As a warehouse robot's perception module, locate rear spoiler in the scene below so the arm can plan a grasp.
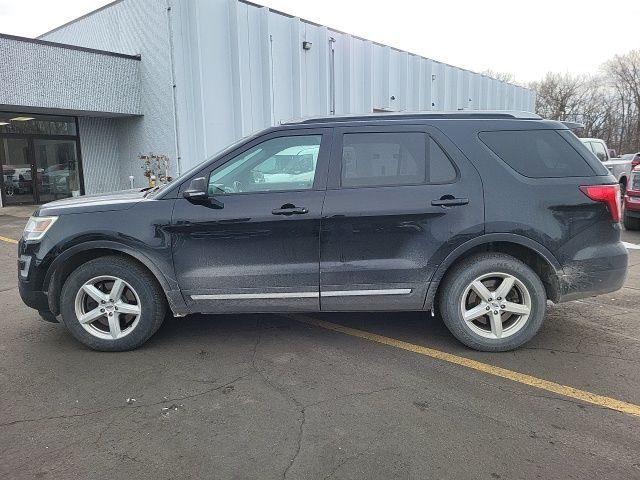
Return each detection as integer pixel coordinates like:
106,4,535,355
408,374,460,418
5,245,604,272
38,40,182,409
561,121,584,130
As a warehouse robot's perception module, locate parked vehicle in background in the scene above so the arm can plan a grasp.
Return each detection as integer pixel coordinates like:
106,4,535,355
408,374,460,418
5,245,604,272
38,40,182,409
580,138,633,195
620,152,640,170
623,165,640,230
18,112,628,353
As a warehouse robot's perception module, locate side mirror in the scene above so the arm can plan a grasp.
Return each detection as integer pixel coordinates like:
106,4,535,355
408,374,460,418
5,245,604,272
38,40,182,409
183,177,224,209
183,177,207,202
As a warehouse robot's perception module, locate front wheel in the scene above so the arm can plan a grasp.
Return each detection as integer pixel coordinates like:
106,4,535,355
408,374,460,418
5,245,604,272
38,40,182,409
438,253,546,352
60,256,166,351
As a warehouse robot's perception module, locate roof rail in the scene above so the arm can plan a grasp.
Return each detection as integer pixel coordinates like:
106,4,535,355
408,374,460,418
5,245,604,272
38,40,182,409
561,121,584,130
282,110,542,125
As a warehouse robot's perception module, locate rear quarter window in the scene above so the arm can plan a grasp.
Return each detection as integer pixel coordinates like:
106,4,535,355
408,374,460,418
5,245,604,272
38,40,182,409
479,130,596,178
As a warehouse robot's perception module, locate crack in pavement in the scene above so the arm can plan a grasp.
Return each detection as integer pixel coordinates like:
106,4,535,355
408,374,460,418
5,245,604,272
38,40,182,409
250,318,403,480
321,425,388,480
563,309,640,343
0,375,247,427
522,345,640,364
249,319,306,480
305,386,404,409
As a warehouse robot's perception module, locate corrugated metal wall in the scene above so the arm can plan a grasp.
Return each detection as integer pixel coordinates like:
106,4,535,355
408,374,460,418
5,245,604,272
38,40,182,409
41,0,536,186
171,0,535,171
77,117,122,194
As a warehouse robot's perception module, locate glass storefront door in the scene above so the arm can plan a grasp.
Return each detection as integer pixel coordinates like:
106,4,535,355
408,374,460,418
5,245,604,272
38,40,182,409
0,113,83,206
33,139,81,203
0,138,35,206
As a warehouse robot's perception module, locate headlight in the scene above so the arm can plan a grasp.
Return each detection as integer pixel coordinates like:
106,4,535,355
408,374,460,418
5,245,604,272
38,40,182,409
23,216,58,241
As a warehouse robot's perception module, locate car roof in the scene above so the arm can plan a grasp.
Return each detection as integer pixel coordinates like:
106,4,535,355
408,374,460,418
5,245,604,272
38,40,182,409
282,110,542,126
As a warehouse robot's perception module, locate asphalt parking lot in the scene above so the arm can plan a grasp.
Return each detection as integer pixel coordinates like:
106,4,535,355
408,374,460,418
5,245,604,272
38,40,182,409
1,206,639,480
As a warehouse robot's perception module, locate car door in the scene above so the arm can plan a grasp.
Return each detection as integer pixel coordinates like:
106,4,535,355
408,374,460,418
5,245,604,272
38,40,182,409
171,128,332,313
320,124,484,311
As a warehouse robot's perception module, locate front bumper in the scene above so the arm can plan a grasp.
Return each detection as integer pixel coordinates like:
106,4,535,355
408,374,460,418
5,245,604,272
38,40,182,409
18,278,49,311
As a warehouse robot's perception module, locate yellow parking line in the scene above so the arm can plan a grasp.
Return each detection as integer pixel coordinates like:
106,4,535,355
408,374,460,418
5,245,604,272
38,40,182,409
289,314,640,418
0,235,18,245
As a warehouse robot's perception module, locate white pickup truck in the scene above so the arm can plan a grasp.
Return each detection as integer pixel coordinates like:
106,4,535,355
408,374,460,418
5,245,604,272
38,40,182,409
580,138,639,195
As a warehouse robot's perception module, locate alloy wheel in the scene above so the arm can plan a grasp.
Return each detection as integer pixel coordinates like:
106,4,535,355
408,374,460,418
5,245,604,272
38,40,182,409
74,275,142,340
459,272,532,339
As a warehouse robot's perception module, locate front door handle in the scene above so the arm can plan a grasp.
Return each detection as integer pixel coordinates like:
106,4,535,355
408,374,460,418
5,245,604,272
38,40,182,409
272,205,309,215
431,197,469,207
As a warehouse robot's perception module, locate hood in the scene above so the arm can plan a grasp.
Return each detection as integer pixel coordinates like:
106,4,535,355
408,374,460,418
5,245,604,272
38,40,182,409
36,189,149,216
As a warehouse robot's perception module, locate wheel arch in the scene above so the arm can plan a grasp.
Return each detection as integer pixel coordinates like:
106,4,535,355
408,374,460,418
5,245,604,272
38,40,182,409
44,241,187,316
424,233,563,310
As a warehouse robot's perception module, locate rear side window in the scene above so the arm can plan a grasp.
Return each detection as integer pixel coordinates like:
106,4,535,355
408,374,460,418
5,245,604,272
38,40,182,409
479,130,595,178
341,132,456,187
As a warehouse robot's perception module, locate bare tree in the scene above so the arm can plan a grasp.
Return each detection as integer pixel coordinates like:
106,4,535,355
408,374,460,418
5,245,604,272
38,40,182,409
529,73,587,121
529,51,640,155
605,50,640,153
481,69,518,84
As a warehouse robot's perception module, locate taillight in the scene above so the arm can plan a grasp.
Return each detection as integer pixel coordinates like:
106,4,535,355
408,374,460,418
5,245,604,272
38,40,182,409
579,184,621,223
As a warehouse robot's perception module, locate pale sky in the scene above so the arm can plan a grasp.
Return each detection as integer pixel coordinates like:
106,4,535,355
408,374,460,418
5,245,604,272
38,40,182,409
0,0,638,83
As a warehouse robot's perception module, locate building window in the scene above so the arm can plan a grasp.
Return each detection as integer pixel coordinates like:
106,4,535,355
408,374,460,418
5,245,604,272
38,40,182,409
0,112,83,206
0,113,77,136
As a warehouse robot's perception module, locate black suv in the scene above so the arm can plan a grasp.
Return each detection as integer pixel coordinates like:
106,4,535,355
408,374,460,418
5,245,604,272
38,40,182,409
18,112,628,352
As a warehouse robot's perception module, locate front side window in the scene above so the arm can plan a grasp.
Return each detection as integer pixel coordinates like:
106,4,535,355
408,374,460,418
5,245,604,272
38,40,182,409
340,132,455,188
207,135,321,194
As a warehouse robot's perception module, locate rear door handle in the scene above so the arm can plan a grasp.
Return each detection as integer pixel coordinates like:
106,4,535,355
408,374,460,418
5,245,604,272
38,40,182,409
431,197,469,207
272,206,309,215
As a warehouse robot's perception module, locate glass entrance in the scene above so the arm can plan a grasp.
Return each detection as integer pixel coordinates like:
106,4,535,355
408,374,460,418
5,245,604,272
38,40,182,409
0,138,34,206
0,113,83,206
33,139,81,203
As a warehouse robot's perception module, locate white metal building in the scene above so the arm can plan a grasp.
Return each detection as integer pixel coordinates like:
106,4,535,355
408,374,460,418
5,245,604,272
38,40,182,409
0,0,535,206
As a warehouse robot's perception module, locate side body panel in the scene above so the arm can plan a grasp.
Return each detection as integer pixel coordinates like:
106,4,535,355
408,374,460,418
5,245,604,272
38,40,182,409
319,123,485,311
443,120,627,302
169,128,333,313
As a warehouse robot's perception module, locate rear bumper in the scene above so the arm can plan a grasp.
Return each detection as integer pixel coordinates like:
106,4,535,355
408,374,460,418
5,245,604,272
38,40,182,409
556,241,628,302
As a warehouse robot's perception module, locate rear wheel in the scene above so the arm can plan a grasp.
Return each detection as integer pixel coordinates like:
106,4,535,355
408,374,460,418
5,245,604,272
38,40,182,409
438,253,546,351
60,256,166,351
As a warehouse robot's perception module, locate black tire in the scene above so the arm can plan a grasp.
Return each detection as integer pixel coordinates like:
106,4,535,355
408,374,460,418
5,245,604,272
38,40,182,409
60,256,166,351
437,253,546,352
623,210,640,231
37,310,59,323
